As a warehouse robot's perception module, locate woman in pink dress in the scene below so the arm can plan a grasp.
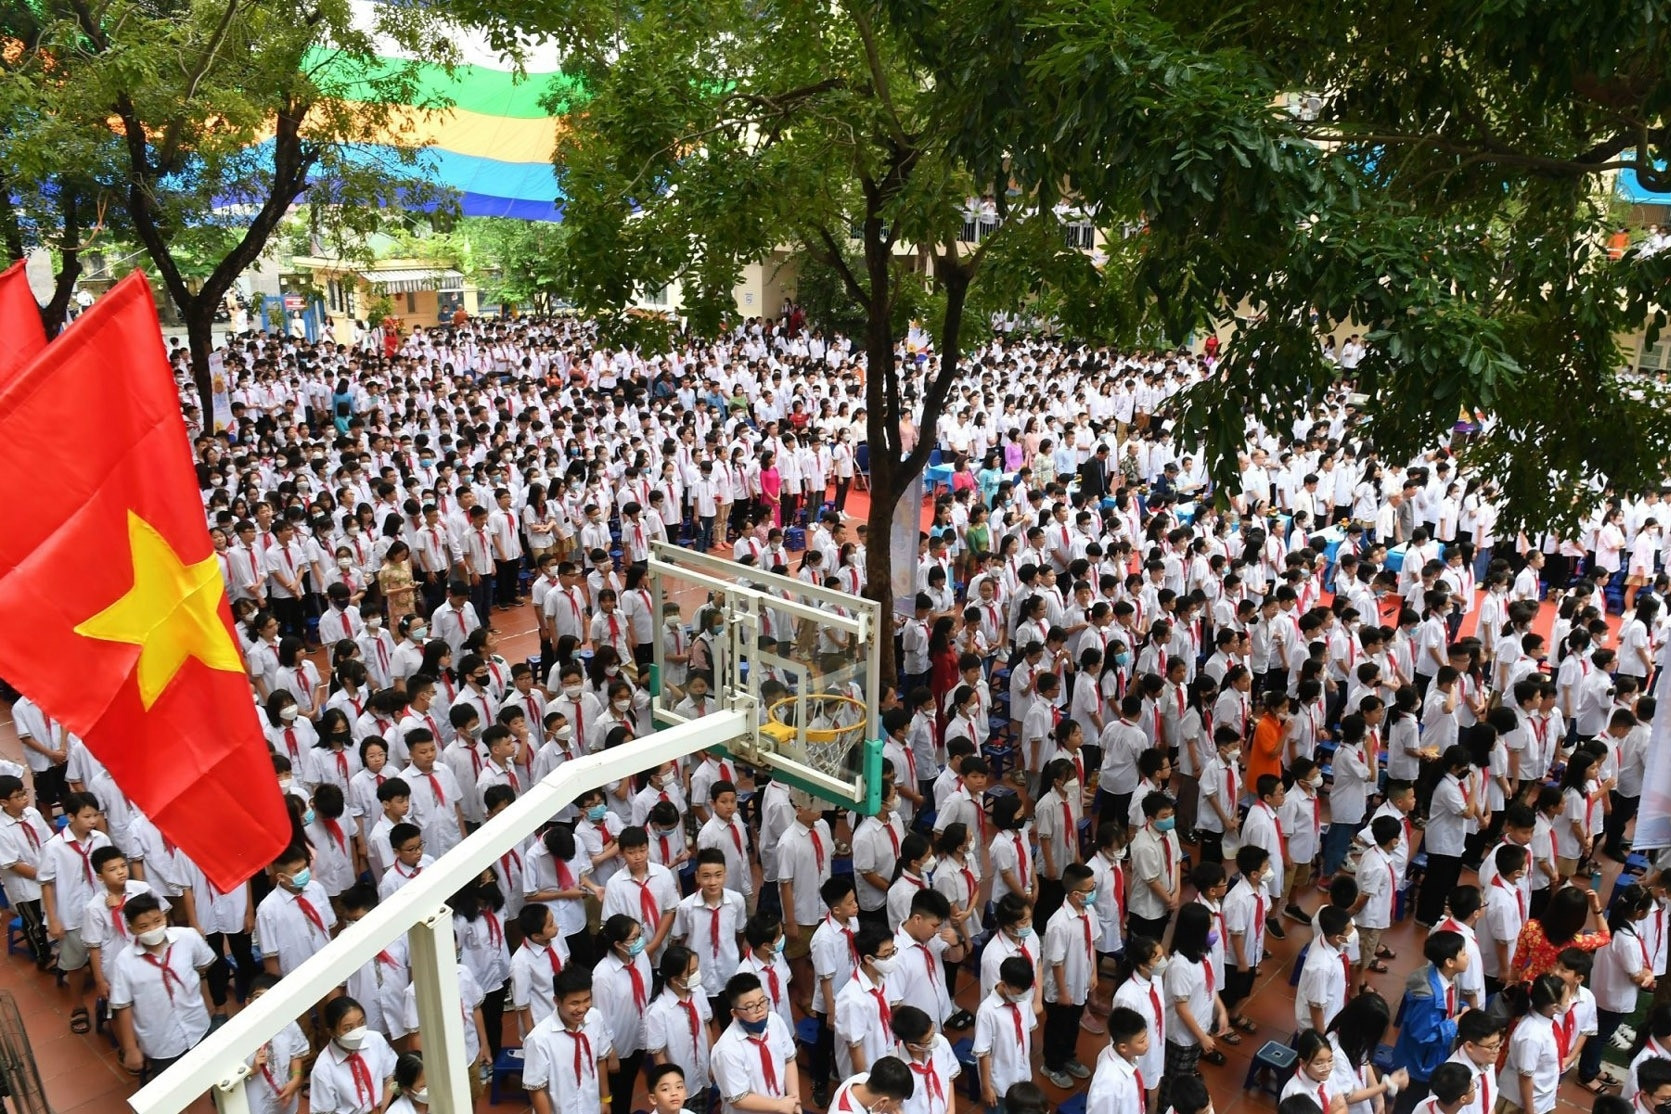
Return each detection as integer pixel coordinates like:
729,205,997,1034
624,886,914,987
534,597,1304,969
758,451,783,527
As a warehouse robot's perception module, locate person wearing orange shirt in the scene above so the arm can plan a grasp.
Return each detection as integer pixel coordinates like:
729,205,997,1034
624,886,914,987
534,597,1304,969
1246,691,1289,795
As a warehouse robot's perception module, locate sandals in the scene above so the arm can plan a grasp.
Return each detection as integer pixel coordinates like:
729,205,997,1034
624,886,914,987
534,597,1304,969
1232,1016,1259,1033
1375,946,1397,961
69,1006,90,1034
1201,1049,1228,1066
1580,1078,1614,1095
1367,960,1390,973
1219,1031,1244,1046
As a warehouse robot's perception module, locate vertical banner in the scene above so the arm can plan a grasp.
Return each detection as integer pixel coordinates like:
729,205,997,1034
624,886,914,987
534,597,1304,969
208,351,233,432
1640,661,1671,850
890,469,923,619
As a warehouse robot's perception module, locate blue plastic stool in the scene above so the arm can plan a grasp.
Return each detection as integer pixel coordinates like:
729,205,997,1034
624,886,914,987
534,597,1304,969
1243,1040,1299,1095
489,1047,524,1104
6,917,25,957
796,1016,821,1049
1289,942,1309,986
953,1037,977,1097
1058,1095,1088,1114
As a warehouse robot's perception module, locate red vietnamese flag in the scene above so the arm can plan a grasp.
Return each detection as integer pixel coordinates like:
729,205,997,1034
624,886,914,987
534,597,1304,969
0,261,46,383
0,271,288,890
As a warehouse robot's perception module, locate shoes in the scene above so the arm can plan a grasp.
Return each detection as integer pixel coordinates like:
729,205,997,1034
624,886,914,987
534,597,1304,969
946,1009,975,1030
1283,904,1310,924
1065,1060,1092,1080
1043,1069,1074,1089
1265,916,1288,940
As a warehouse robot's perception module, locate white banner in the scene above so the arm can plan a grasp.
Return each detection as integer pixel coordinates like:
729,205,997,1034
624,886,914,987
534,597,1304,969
890,469,923,619
1639,654,1671,850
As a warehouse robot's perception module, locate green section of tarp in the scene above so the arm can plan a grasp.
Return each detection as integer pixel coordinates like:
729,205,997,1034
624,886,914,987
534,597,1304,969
303,48,585,118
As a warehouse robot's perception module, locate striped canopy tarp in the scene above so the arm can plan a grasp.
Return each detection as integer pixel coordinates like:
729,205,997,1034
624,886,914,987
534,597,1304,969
308,0,575,221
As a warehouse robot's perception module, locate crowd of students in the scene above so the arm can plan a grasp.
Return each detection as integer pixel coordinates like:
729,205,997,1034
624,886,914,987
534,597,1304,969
3,309,1671,1114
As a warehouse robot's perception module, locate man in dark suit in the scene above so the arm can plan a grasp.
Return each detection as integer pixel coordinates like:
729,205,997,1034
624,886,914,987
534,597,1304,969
1077,443,1113,501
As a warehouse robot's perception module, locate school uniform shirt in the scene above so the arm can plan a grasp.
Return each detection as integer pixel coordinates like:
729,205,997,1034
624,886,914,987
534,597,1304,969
602,864,680,957
377,850,435,901
739,948,794,1033
510,936,571,1029
107,926,214,1060
1443,1051,1495,1114
630,779,687,827
896,1037,959,1114
255,881,337,976
852,813,905,912
1497,1011,1561,1114
1329,742,1373,825
401,962,485,1063
1197,755,1238,834
971,989,1037,1096
674,889,747,997
1281,1069,1336,1113
403,761,464,857
712,1014,795,1114
776,818,834,926
932,784,984,845
1241,801,1287,901
457,909,512,997
1426,773,1471,857
37,826,114,931
1036,787,1082,879
1281,784,1323,867
810,912,860,1014
1086,1046,1146,1114
1043,901,1100,1004
0,807,53,904
834,969,898,1078
1113,972,1166,1081
697,814,754,900
594,950,655,1055
893,926,955,1023
82,880,167,983
1128,824,1180,921
1621,1034,1671,1101
1294,939,1350,1031
1163,955,1213,1047
646,988,713,1095
1356,845,1398,931
1480,877,1528,979
990,826,1035,906
310,1031,398,1114
521,1009,614,1114
306,816,358,897
1593,925,1652,1014
1087,849,1126,955
441,739,489,825
245,1019,310,1114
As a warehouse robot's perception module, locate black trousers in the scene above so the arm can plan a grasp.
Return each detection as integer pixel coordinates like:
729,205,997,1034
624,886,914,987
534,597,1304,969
470,576,495,628
1128,912,1171,946
271,596,305,640
494,559,521,605
608,1048,645,1114
205,930,258,1007
1415,852,1463,925
1604,792,1640,858
811,1011,835,1087
1034,877,1065,930
481,980,506,1061
13,898,50,968
1043,1001,1086,1070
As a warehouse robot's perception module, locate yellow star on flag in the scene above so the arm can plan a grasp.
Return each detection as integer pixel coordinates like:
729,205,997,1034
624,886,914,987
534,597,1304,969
74,510,246,709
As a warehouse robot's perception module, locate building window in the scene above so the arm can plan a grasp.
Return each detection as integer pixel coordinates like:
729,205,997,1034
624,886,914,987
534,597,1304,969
406,291,417,312
1636,335,1671,374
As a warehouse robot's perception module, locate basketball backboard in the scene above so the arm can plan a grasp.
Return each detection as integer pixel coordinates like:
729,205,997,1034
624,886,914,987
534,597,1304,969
646,539,883,812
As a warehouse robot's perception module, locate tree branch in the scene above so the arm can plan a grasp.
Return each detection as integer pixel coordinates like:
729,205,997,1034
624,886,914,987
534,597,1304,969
842,0,910,150
808,223,872,310
155,0,240,171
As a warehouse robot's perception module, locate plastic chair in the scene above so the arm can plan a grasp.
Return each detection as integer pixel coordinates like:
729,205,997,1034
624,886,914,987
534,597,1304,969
855,443,871,491
1244,1040,1299,1095
953,1036,977,1097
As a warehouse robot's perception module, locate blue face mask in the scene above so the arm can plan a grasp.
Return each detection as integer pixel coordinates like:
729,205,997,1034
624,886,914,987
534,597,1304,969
587,804,609,821
1154,817,1176,833
739,1015,770,1035
626,937,647,957
302,808,316,827
288,868,311,890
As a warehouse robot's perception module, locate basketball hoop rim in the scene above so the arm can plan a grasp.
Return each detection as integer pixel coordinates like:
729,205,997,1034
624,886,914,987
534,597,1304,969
765,693,871,742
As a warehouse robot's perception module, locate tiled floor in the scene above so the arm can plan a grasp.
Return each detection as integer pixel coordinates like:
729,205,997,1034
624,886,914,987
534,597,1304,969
0,495,1636,1113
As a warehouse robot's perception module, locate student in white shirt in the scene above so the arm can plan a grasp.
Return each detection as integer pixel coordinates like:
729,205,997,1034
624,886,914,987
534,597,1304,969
1087,1006,1152,1114
310,995,399,1114
1158,902,1229,1112
1497,974,1569,1114
710,972,800,1114
109,893,216,1077
834,925,902,1077
1592,887,1660,1088
973,956,1038,1109
1407,1062,1477,1114
645,946,714,1111
522,967,617,1114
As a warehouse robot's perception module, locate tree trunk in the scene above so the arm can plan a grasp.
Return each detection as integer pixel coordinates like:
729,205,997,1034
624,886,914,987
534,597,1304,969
185,297,218,422
863,451,906,685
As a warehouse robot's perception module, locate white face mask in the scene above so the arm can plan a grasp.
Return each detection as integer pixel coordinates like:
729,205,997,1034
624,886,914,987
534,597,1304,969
920,856,939,875
1064,778,1081,796
337,557,352,569
137,926,169,947
613,698,632,712
336,1026,368,1050
366,616,381,630
279,706,299,722
411,1089,429,1105
871,954,900,977
1149,956,1169,974
563,684,583,699
554,726,573,741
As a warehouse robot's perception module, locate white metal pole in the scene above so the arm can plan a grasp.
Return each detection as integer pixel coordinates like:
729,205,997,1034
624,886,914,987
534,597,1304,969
130,711,750,1114
406,905,470,1113
209,1071,253,1114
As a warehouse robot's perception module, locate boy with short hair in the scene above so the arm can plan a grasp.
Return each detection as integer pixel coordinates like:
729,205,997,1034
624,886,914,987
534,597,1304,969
1390,930,1471,1107
37,791,113,1031
674,848,747,1002
522,967,617,1114
697,781,754,907
109,892,215,1078
1445,1010,1506,1114
0,775,58,967
1087,1006,1151,1114
646,1062,696,1114
83,846,168,1007
1041,862,1099,1086
367,776,412,880
255,844,335,977
974,956,1037,1111
602,826,681,961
